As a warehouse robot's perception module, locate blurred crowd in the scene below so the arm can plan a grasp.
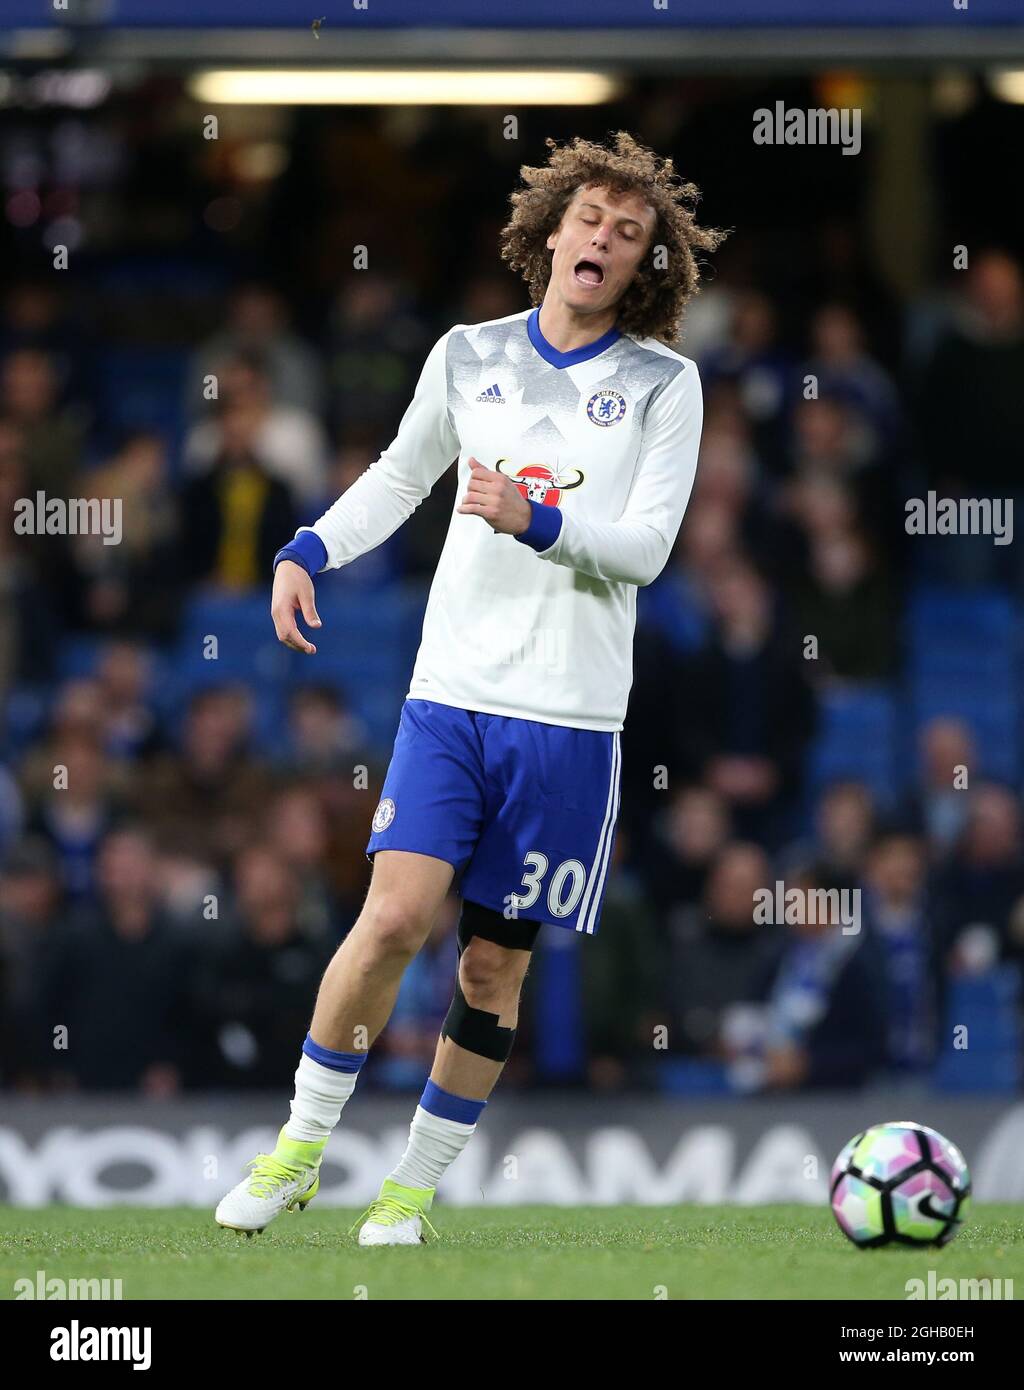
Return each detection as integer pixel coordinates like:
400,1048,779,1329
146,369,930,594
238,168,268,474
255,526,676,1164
2,110,1024,1097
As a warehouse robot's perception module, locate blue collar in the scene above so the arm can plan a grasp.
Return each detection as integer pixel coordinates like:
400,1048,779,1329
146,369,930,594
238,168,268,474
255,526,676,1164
527,307,621,369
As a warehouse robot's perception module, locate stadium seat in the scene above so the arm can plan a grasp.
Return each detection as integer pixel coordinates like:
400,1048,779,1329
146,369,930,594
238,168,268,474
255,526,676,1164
0,684,51,759
164,587,426,755
907,588,1015,649
95,346,189,458
906,587,1021,782
55,634,106,681
657,1058,733,1096
931,967,1023,1093
637,570,709,653
805,684,899,805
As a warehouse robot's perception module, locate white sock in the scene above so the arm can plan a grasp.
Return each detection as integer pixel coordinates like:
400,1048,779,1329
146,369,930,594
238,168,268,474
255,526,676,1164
388,1104,479,1191
284,1052,362,1143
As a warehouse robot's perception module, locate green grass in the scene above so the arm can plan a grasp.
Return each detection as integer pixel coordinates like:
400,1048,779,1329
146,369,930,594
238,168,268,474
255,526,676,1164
1,1205,1021,1300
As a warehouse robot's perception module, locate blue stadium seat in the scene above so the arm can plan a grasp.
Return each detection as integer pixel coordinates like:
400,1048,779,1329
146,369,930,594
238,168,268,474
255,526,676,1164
907,588,1015,649
931,967,1022,1093
906,587,1021,782
805,685,899,804
95,346,189,457
637,570,709,654
164,587,426,756
657,1058,733,1096
55,634,106,681
911,688,1018,781
0,684,51,759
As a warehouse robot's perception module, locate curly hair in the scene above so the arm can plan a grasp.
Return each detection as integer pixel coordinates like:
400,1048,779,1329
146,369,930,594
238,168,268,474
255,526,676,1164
500,131,727,346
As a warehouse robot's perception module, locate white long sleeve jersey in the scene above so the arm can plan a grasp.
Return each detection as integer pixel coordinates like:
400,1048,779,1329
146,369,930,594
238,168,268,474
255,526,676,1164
300,307,703,732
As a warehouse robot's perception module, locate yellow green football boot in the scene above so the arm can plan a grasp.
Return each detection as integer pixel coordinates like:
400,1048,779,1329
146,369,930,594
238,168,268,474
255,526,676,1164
215,1128,324,1235
353,1178,437,1245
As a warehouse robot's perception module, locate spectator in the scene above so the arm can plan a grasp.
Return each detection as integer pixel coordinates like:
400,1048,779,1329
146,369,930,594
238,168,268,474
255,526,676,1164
181,401,298,590
46,828,193,1092
93,640,162,762
788,523,898,680
279,685,368,776
862,832,942,1076
699,291,796,473
23,732,126,902
193,845,332,1089
0,282,89,400
323,273,430,437
71,432,182,639
184,350,328,508
580,833,667,1089
0,347,86,499
0,439,63,694
641,784,733,919
785,780,875,889
786,393,897,547
917,250,1024,496
0,837,64,1089
802,302,904,458
667,842,784,1059
934,783,1024,975
186,283,326,419
137,687,275,867
724,860,888,1091
910,717,975,855
676,560,817,844
262,783,350,944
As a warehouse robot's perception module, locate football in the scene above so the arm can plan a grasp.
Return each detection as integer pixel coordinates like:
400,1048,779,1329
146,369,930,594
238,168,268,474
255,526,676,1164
830,1121,972,1249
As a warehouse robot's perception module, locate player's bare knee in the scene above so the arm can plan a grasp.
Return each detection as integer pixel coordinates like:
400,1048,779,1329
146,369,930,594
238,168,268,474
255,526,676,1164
362,897,430,961
459,938,528,1008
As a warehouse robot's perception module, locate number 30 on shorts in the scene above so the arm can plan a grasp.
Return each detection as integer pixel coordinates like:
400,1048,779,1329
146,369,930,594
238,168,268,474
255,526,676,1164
511,851,587,918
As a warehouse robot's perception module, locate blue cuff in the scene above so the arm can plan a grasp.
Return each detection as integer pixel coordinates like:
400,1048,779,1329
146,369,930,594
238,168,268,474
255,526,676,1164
273,530,328,578
515,501,563,554
302,1032,367,1073
419,1080,486,1126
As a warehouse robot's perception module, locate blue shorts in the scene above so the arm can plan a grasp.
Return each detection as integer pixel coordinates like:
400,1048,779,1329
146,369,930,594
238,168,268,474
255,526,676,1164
366,699,621,935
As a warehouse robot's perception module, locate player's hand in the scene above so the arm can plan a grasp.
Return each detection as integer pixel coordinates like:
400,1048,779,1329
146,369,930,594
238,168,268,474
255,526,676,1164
271,560,321,654
457,457,532,536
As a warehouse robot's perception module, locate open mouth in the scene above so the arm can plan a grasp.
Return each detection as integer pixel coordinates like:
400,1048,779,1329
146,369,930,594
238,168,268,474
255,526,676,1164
573,259,605,288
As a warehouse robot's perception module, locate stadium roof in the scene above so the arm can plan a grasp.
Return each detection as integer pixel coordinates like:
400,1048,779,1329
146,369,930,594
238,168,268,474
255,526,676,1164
3,0,1024,68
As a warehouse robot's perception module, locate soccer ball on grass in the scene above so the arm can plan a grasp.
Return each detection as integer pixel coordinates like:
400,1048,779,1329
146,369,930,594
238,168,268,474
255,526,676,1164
830,1120,971,1249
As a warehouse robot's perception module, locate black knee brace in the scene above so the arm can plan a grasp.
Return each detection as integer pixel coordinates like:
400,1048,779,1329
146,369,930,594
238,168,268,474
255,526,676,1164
442,985,515,1063
441,900,540,1063
455,898,542,956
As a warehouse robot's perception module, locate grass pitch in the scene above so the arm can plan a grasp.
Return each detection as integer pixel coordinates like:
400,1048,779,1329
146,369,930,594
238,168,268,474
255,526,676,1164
1,1205,1021,1300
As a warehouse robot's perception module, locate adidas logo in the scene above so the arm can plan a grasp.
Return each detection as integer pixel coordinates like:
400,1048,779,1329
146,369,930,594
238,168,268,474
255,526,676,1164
475,383,506,403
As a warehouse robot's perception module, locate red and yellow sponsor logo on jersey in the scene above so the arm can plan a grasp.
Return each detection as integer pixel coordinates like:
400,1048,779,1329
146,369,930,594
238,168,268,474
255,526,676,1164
494,459,584,508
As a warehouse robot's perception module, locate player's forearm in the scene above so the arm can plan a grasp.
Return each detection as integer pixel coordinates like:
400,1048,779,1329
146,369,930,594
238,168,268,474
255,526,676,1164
274,467,417,575
518,505,674,587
